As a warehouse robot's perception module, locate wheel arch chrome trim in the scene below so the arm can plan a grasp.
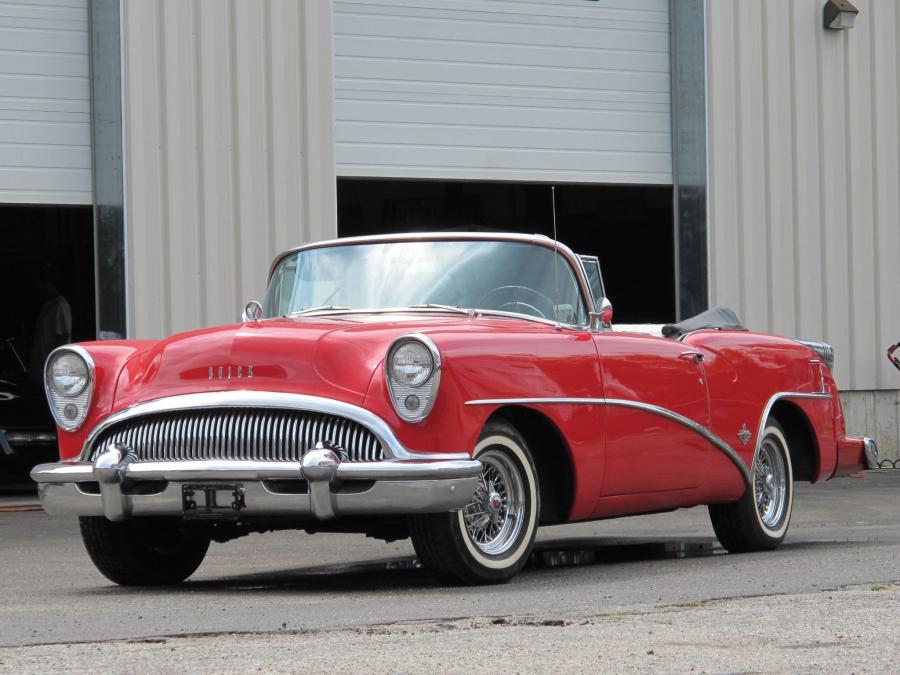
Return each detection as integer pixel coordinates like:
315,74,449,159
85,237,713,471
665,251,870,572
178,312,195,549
752,392,832,472
79,391,470,462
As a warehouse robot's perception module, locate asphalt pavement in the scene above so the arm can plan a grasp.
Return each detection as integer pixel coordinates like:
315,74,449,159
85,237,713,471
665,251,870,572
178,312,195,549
1,472,898,670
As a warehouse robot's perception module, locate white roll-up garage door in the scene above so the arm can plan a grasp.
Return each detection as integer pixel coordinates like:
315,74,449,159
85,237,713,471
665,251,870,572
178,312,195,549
0,0,91,205
334,0,671,185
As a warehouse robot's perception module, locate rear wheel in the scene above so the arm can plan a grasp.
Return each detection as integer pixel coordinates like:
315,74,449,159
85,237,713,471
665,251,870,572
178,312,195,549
409,421,540,585
80,516,210,586
709,419,794,552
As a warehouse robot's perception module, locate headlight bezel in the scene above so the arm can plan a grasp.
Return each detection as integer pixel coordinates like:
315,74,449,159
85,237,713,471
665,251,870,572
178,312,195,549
44,345,94,432
385,334,441,423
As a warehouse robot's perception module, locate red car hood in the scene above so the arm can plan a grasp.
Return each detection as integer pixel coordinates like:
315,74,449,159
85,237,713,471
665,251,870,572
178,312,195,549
112,313,537,409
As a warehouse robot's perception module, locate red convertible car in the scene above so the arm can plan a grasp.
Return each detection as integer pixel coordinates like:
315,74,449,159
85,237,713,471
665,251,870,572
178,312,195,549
32,233,878,585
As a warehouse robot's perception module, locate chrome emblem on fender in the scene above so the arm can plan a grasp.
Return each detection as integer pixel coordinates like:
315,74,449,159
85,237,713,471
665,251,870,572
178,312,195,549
737,424,751,446
208,365,253,380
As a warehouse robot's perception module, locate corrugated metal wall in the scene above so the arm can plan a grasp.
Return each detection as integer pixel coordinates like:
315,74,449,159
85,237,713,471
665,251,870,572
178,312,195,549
333,0,672,184
0,0,91,204
707,0,900,393
121,0,337,339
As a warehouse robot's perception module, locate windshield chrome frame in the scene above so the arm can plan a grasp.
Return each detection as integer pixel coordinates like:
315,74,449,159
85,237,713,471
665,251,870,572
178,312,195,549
267,232,595,330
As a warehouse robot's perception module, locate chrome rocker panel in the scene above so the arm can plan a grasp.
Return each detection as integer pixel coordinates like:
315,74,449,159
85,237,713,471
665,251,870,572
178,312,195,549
32,392,482,522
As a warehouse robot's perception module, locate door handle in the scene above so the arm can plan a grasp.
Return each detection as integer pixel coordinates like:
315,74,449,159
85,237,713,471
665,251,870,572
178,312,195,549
680,351,703,363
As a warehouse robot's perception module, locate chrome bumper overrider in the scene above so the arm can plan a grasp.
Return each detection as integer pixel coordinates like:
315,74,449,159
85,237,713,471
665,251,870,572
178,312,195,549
863,437,879,469
31,443,481,522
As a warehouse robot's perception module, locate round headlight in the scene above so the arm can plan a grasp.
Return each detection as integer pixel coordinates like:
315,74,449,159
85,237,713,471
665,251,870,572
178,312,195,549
389,340,434,387
48,352,89,397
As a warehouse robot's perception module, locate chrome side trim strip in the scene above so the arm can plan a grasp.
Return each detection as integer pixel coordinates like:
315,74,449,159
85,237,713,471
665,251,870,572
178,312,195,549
79,391,471,463
604,398,750,487
466,392,834,488
464,396,752,488
466,398,604,406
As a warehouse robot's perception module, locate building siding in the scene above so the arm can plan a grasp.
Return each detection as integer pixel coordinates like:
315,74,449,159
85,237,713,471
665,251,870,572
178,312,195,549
707,0,900,393
0,0,91,204
707,0,900,459
121,0,337,339
333,0,672,184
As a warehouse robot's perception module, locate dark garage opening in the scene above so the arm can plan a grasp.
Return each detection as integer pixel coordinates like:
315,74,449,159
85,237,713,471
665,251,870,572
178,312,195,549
0,205,95,478
338,179,675,323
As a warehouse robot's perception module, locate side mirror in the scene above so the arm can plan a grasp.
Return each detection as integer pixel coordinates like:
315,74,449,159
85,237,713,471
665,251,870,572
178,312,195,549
589,297,613,332
242,300,263,323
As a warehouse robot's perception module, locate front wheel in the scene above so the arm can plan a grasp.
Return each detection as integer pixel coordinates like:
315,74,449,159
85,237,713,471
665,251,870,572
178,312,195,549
709,419,794,552
409,421,540,585
80,516,210,586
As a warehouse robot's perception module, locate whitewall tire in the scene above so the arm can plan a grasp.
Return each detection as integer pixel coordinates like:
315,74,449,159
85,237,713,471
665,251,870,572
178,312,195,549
709,419,794,552
409,420,540,585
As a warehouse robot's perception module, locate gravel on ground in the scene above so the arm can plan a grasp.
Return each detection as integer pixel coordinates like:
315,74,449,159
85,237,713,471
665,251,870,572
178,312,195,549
2,583,898,674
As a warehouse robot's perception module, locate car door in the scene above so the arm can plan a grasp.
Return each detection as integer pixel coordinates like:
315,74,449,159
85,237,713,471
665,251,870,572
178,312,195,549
592,331,711,496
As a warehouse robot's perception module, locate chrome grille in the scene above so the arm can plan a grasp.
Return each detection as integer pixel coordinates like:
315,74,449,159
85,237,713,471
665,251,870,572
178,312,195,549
89,408,384,463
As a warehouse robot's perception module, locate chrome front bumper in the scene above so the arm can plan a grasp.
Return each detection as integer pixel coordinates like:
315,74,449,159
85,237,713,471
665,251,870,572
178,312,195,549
31,443,481,522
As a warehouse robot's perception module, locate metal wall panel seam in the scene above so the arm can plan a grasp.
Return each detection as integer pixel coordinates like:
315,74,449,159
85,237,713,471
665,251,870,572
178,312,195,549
119,0,130,338
842,27,855,389
760,0,773,332
192,0,208,329
227,0,243,318
155,0,172,338
263,0,276,272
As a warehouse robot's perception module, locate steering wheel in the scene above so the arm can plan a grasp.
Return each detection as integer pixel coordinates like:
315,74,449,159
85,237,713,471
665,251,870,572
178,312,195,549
477,285,557,319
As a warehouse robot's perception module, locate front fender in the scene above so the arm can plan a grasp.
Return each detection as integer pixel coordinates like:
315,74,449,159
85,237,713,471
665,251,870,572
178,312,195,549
54,341,157,460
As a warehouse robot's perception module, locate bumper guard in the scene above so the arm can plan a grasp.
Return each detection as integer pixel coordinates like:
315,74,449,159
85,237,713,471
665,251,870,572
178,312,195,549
32,442,481,522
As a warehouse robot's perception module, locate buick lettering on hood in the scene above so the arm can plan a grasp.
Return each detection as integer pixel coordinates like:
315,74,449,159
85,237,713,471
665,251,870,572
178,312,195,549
32,233,878,586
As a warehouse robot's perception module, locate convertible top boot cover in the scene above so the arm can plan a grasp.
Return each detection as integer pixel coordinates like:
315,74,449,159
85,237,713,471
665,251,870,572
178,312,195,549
662,306,746,339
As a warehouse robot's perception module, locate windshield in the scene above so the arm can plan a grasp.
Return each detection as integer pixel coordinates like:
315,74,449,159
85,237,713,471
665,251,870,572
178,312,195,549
264,240,588,325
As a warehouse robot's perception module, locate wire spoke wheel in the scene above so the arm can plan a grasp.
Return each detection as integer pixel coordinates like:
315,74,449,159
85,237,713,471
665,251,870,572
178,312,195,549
709,419,794,553
754,435,788,530
408,421,539,584
461,448,526,556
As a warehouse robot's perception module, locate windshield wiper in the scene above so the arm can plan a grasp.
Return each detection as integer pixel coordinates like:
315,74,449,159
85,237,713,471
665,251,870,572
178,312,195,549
288,305,351,316
407,304,477,316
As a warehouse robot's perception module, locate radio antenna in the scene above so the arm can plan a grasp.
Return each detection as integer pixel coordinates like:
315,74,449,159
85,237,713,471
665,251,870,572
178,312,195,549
552,185,560,326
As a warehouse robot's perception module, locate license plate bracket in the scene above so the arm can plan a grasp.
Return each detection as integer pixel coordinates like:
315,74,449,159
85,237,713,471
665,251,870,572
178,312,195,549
182,484,245,519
